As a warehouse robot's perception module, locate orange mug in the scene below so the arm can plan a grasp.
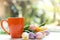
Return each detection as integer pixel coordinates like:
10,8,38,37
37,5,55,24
1,18,24,38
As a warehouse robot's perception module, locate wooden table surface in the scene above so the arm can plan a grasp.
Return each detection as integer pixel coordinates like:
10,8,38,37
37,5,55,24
0,32,60,40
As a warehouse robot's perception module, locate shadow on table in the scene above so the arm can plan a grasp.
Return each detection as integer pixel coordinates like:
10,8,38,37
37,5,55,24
10,38,42,40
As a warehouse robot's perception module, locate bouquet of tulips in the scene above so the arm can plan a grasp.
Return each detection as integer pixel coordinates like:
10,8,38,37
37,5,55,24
22,25,49,40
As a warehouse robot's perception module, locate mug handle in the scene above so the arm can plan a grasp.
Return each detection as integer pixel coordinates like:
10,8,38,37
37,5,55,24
1,20,10,35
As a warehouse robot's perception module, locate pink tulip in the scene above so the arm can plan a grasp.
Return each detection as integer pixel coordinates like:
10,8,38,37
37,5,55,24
29,25,36,31
36,32,43,39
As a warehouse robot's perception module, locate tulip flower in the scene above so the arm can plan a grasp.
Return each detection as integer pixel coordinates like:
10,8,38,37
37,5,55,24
36,32,43,39
22,32,29,40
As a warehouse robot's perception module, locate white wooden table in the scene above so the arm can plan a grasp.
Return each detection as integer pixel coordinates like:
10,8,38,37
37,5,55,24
0,32,60,40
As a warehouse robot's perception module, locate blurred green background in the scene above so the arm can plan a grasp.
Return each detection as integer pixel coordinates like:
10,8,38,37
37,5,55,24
0,0,60,34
